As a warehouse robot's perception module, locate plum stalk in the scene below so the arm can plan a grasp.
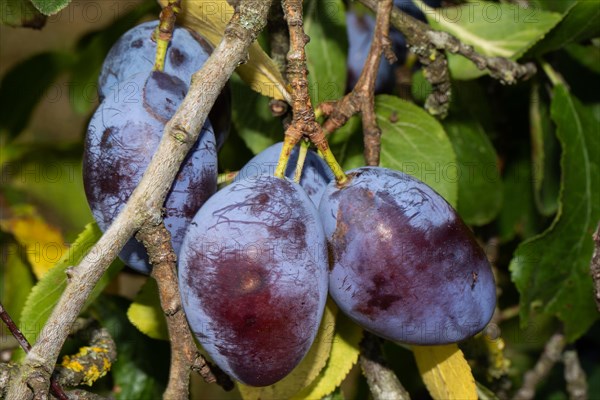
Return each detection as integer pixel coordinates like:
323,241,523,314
153,0,182,71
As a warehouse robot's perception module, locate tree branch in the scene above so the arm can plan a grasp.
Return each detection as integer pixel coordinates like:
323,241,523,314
137,223,233,399
321,0,394,166
8,1,273,398
563,349,588,400
358,0,536,117
513,333,565,400
359,332,410,400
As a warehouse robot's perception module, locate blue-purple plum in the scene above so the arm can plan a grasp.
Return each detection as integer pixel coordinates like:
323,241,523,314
237,142,334,206
346,0,442,93
98,20,230,149
319,167,496,345
83,71,217,273
178,176,328,386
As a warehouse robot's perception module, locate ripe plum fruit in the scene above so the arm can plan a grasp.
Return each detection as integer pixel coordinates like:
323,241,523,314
84,71,217,273
178,175,328,386
237,142,333,206
319,167,496,345
98,20,230,149
346,0,442,93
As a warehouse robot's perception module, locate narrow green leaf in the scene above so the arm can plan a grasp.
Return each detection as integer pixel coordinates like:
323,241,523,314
0,52,74,140
18,223,124,350
304,0,348,105
231,75,282,155
444,117,502,225
565,43,600,75
376,95,458,207
509,85,600,341
422,1,562,80
1,0,46,28
529,82,560,216
527,1,600,57
29,0,71,16
93,295,169,400
0,243,34,322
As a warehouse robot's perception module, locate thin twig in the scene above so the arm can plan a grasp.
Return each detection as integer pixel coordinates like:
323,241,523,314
563,350,588,400
359,332,411,400
277,0,346,184
0,302,68,400
358,0,536,117
590,221,600,311
513,333,565,400
137,223,233,399
8,2,273,398
321,0,394,166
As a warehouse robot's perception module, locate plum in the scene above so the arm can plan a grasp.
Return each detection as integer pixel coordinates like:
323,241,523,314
178,175,328,386
237,142,334,206
319,167,496,345
346,0,442,93
83,71,217,273
98,20,230,149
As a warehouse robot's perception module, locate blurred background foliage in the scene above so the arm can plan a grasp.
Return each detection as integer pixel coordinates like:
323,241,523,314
1,0,599,399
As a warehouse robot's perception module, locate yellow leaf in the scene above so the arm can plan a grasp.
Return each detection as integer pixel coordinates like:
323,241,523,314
159,0,292,102
238,300,338,400
127,277,169,341
293,314,363,400
0,205,68,279
413,344,477,400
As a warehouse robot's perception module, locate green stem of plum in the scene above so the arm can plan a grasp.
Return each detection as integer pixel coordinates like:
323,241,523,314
539,59,566,87
153,0,182,72
293,140,309,183
319,146,348,185
274,134,300,178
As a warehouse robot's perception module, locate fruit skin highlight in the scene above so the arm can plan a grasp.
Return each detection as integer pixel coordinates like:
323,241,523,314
178,175,328,386
319,167,496,345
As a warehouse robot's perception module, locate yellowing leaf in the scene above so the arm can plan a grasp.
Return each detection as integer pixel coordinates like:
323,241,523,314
0,204,68,279
293,314,363,400
127,277,169,341
238,300,338,400
413,344,477,400
160,0,291,102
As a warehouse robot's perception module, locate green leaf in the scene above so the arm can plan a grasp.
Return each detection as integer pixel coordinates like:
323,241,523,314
0,52,74,140
0,243,34,321
127,277,168,341
529,82,560,216
422,1,562,80
93,295,169,400
1,0,46,28
18,223,124,353
565,43,600,75
527,1,600,57
29,0,71,16
376,95,458,207
292,314,362,400
305,0,348,105
444,117,502,225
231,75,283,155
509,85,600,341
497,159,543,242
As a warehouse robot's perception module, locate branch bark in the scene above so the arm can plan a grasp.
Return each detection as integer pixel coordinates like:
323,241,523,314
513,333,565,400
590,221,600,311
8,1,273,398
321,0,395,166
359,332,410,400
563,350,588,400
